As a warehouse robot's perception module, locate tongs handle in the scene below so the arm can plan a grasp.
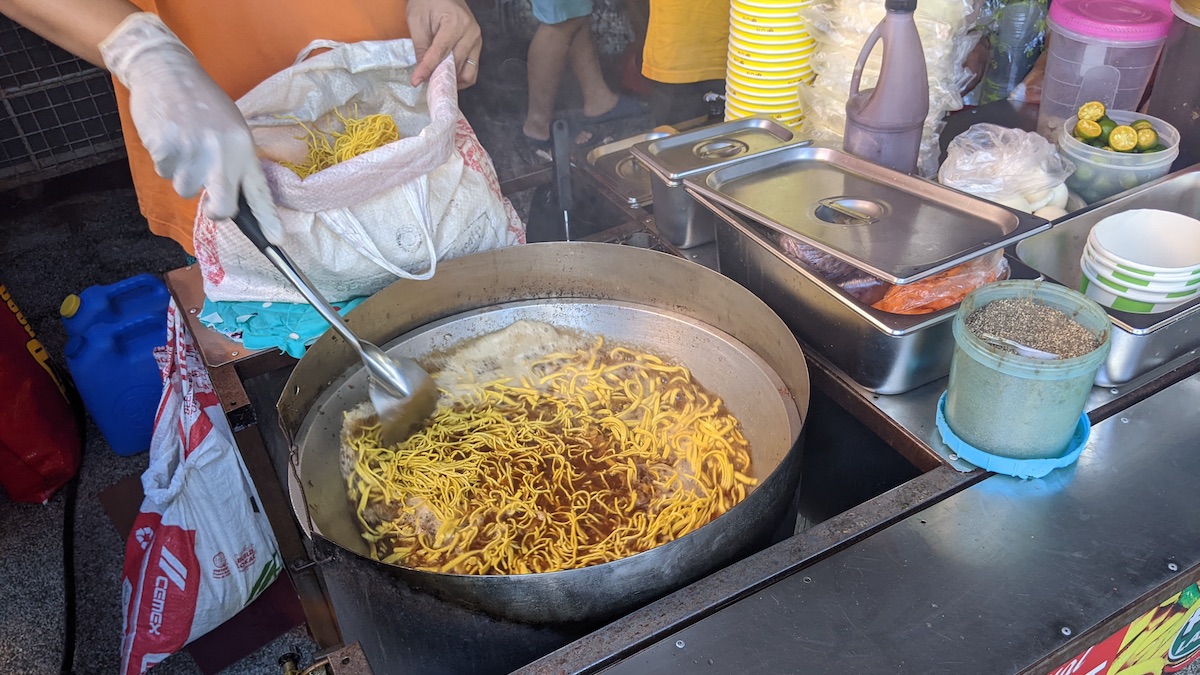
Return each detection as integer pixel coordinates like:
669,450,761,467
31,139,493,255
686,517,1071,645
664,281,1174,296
552,118,573,241
230,193,361,350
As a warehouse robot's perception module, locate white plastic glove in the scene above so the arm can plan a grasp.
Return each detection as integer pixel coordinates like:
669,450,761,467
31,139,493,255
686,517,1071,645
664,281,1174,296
99,12,281,240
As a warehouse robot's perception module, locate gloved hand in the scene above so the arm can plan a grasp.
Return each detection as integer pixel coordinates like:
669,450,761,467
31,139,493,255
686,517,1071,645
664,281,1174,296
99,12,282,240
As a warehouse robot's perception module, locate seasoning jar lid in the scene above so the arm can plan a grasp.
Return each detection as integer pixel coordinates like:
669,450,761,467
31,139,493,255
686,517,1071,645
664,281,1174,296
1173,0,1200,25
1048,0,1174,45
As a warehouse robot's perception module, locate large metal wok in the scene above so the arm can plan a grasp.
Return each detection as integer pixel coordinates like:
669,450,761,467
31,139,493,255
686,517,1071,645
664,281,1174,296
277,242,809,625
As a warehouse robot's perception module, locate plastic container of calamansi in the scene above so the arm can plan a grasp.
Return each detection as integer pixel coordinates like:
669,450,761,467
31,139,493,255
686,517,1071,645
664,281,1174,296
1059,110,1180,204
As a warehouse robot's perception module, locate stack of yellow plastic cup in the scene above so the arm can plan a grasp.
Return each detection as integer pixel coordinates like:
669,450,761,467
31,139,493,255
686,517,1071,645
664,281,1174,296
725,0,815,127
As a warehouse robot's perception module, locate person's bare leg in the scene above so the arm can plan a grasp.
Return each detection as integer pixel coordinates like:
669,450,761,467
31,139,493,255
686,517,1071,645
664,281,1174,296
523,18,585,141
568,19,619,118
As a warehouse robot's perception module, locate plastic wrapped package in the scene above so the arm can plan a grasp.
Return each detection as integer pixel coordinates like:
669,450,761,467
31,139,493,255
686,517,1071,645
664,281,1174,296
797,0,983,176
775,233,1009,314
871,250,1010,314
937,123,1074,214
776,234,891,304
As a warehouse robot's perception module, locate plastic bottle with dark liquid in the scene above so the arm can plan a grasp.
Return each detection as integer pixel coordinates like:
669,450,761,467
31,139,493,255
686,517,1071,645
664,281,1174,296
843,0,930,174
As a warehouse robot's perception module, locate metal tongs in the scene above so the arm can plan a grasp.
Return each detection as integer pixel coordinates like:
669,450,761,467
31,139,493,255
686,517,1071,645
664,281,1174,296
231,195,437,446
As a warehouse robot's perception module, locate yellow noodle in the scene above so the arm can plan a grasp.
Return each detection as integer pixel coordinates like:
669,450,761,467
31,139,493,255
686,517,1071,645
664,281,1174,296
280,107,401,178
345,336,756,575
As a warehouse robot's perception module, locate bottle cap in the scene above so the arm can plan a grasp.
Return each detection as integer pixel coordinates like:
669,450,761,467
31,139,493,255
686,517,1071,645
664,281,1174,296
886,0,918,10
60,294,81,318
1049,0,1173,44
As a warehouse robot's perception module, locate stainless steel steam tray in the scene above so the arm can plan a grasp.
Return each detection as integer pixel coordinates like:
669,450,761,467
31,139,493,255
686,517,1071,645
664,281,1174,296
696,192,1045,395
580,131,671,208
629,116,800,184
1015,167,1200,387
685,145,1051,285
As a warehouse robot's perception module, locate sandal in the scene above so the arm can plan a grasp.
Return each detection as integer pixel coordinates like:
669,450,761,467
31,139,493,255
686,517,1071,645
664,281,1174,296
578,95,648,126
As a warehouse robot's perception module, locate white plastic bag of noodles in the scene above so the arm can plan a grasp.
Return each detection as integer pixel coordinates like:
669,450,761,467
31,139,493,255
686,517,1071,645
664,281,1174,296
119,301,282,674
193,39,525,304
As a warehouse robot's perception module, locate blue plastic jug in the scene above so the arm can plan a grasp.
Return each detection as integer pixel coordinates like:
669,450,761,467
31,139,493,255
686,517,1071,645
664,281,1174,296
60,274,170,456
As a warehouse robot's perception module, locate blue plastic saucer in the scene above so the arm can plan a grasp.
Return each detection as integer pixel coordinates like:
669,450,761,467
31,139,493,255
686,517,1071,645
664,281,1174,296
935,392,1090,480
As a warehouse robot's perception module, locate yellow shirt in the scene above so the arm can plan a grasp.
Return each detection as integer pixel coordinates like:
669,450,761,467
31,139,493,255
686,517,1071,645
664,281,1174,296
642,0,730,85
116,0,411,254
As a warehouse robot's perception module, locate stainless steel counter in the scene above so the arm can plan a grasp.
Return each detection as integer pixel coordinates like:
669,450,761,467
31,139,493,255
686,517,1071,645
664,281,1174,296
593,371,1200,674
517,154,1200,675
805,343,1200,473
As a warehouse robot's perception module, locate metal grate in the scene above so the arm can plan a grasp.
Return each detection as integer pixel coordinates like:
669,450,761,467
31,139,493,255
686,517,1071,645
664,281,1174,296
0,16,126,190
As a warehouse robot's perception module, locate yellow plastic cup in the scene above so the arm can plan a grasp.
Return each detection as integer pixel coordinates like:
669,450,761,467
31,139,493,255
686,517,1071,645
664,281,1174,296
726,69,801,87
725,96,803,114
720,84,796,102
732,1,807,17
727,50,809,68
726,104,803,126
728,35,815,55
729,26,806,44
729,23,813,44
730,16,808,34
731,8,807,24
726,72,804,95
724,97,800,114
735,0,812,10
728,93,801,110
726,73,800,92
728,61,812,82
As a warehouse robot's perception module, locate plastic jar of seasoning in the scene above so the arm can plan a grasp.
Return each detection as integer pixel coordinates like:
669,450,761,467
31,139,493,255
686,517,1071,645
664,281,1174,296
1145,0,1200,171
1035,0,1173,140
944,280,1111,461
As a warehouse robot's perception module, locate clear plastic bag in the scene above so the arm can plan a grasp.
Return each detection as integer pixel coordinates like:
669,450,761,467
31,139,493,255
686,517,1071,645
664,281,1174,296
797,0,983,177
937,123,1073,202
871,250,1010,315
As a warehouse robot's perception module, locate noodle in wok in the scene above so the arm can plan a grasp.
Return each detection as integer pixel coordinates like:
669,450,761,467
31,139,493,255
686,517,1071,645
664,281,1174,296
344,334,755,575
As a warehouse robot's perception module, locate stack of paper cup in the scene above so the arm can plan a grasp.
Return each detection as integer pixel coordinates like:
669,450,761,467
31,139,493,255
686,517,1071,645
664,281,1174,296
725,0,816,127
1078,209,1200,314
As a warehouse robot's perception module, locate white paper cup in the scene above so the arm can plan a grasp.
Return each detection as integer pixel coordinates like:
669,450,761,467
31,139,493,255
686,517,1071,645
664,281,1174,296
1080,270,1183,314
1088,209,1200,276
1083,246,1200,293
1084,240,1200,283
1080,259,1198,314
1080,253,1200,295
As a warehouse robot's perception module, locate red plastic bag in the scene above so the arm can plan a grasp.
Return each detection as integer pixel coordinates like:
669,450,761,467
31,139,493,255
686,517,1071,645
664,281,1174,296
871,250,1010,315
0,284,81,503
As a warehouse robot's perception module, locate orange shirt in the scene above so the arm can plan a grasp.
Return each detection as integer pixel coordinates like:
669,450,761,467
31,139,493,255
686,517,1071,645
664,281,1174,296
115,1,411,254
